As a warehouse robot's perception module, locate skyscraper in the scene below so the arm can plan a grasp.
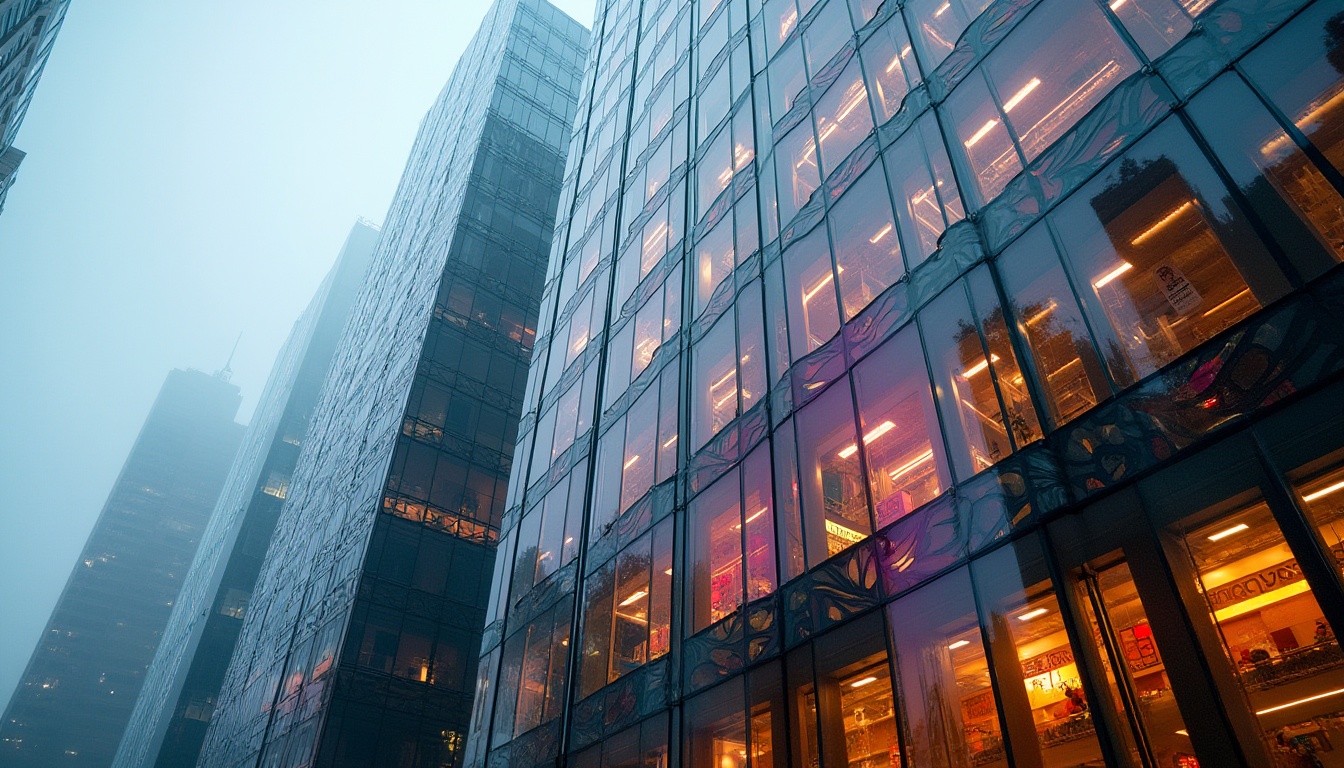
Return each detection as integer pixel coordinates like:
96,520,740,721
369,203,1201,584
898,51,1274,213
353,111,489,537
195,3,589,766
0,0,71,215
467,1,1344,767
112,221,381,768
0,368,245,767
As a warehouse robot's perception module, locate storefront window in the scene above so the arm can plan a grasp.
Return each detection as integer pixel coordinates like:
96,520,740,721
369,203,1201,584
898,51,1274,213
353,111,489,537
783,228,841,355
852,327,951,527
1240,2,1344,177
803,614,902,767
1164,493,1344,765
828,166,905,320
889,568,1005,768
1051,119,1288,383
972,537,1107,767
685,678,747,768
921,281,1014,480
1292,452,1344,581
906,0,993,70
814,59,873,178
796,380,870,561
1187,74,1344,281
997,225,1111,429
861,15,920,125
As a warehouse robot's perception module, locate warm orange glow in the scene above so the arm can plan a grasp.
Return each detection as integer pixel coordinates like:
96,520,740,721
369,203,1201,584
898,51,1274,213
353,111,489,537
619,589,648,607
1002,78,1041,112
1092,261,1133,289
1130,201,1194,245
1304,479,1344,502
965,119,999,148
961,354,1001,378
838,420,896,458
1017,607,1048,621
1206,523,1248,542
889,449,935,482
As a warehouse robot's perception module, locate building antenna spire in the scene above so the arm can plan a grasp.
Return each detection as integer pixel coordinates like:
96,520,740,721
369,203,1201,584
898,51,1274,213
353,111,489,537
215,333,242,382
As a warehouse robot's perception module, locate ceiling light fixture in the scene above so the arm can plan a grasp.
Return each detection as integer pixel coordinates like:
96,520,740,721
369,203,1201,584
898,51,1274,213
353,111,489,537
1093,261,1133,289
947,639,971,650
838,420,896,458
1017,607,1049,621
1206,523,1249,542
850,676,878,688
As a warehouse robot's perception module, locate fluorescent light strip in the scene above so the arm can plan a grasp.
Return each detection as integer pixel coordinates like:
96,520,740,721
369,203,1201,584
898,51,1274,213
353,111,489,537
965,119,999,148
869,223,894,244
889,449,935,482
934,2,951,16
662,435,678,448
802,271,836,304
1131,200,1194,245
1201,288,1251,319
1256,687,1344,716
961,354,1001,378
850,676,879,688
1002,78,1041,112
619,589,648,607
1304,479,1344,502
947,639,971,650
1093,261,1133,289
744,507,768,524
838,420,896,458
624,455,641,469
1206,523,1249,542
1017,607,1049,621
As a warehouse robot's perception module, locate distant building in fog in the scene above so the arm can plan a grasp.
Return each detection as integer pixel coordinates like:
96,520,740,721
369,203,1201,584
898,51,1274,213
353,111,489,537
194,2,587,765
0,0,71,215
0,368,244,767
113,221,381,768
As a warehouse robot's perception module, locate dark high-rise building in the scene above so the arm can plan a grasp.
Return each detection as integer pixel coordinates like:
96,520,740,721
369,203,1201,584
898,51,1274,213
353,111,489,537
112,221,382,768
0,0,71,215
0,369,244,767
195,3,588,767
466,1,1344,767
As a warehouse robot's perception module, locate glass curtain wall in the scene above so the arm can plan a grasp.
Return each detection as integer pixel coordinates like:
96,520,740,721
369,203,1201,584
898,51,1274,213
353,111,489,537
469,0,1344,767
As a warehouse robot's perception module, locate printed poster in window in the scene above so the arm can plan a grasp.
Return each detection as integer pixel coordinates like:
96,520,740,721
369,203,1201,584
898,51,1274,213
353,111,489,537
1118,622,1161,672
1152,262,1202,315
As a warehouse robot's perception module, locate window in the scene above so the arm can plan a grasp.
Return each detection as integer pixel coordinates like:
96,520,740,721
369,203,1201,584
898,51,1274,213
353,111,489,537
906,0,993,70
852,327,951,526
889,568,1005,768
693,314,739,449
920,282,1014,479
1187,74,1344,281
795,613,900,768
775,117,822,225
510,601,572,737
1240,2,1344,178
813,59,873,177
968,266,1043,447
997,225,1110,429
689,468,744,632
783,228,841,355
861,13,921,124
1108,0,1193,60
578,519,674,698
767,39,808,121
796,380,869,562
828,166,904,319
218,588,250,619
886,113,965,267
1050,119,1288,383
685,678,748,768
696,216,736,317
803,1,852,73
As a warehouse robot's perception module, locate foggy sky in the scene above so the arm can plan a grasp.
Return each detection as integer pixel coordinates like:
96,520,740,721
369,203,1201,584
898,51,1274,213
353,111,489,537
0,0,594,714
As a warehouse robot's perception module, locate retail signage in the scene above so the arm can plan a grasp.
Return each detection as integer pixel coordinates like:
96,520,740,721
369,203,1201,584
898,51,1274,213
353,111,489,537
1153,262,1202,315
1207,543,1344,611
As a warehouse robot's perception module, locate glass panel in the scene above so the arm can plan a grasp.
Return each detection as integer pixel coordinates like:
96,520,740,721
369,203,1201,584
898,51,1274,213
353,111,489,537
580,562,616,697
921,283,1013,480
861,15,920,125
810,615,901,768
829,167,904,320
743,444,778,601
796,380,870,560
690,468,745,633
739,284,768,414
984,0,1140,162
968,266,1043,447
1051,119,1287,382
907,0,994,70
1165,492,1344,766
612,536,654,681
1074,552,1196,765
1108,0,1193,60
852,328,950,527
997,225,1111,429
1188,74,1344,281
685,678,748,768
651,518,674,660
1241,2,1344,177
749,663,789,768
814,60,874,178
697,216,737,317
768,39,808,120
783,228,841,354
764,0,802,58
889,568,1008,768
622,387,659,510
701,126,736,219
776,117,822,224
946,72,1022,206
972,537,1107,767
1291,451,1344,582
886,113,957,268
775,419,808,580
657,367,680,484
803,0,851,73
693,314,739,451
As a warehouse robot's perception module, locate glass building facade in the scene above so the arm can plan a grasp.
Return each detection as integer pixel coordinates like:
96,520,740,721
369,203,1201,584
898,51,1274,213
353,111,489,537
0,0,70,215
0,368,245,768
112,221,382,768
194,3,588,767
468,0,1344,767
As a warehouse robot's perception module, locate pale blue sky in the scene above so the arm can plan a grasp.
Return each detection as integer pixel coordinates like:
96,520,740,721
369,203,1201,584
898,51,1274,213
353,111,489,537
0,0,593,711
